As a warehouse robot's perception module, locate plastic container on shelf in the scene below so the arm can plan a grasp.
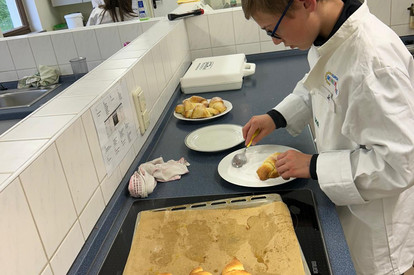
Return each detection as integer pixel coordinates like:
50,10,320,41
64,13,84,29
138,0,149,21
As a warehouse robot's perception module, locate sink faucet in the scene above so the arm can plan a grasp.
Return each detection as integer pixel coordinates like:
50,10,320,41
0,82,7,91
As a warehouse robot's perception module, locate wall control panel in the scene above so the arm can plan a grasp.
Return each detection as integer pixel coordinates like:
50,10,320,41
132,87,150,135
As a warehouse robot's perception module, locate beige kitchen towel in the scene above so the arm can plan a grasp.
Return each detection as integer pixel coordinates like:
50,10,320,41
17,64,60,88
128,157,190,198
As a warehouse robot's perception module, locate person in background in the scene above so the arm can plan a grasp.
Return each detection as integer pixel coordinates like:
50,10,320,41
86,0,137,26
240,0,414,274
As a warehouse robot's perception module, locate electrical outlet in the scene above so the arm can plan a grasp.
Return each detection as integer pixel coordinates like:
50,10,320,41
137,90,146,112
142,109,150,130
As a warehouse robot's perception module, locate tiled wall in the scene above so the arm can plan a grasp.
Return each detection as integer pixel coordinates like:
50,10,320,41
0,1,412,274
0,19,190,275
185,1,414,61
0,19,159,82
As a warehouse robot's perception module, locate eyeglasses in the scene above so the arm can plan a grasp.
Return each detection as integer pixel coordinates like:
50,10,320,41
266,0,294,39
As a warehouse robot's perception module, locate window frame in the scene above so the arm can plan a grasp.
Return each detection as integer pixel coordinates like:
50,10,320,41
2,0,31,37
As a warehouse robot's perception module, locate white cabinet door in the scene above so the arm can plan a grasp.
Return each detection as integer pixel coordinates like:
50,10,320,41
51,0,83,7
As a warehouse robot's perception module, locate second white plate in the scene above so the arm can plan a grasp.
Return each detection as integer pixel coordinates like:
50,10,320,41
218,144,298,187
185,124,244,152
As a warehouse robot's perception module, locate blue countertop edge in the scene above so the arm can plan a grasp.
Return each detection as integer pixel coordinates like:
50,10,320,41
69,49,358,275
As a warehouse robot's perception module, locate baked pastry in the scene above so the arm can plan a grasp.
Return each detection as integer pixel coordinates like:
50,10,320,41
175,96,227,119
188,95,208,105
256,152,281,181
189,267,212,275
222,257,251,275
209,97,227,113
175,104,184,114
191,104,212,119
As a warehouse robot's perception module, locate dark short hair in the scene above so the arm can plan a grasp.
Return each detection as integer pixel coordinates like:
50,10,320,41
241,0,296,19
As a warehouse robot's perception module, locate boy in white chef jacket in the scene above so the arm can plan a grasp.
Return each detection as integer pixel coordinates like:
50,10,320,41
240,0,414,274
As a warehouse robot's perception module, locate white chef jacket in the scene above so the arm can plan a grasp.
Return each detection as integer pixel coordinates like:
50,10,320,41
274,2,414,274
86,7,137,26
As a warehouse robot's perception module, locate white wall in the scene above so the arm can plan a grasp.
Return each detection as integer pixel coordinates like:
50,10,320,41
0,19,159,82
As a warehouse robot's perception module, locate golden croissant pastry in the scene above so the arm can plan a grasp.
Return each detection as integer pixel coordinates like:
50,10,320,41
175,96,227,118
256,152,281,181
222,257,251,275
189,267,213,275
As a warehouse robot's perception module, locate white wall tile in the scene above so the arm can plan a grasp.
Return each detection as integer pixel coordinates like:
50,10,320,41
56,118,100,214
236,43,261,55
132,59,150,103
233,9,260,44
391,0,411,26
160,39,173,82
82,68,126,82
110,49,146,60
95,25,122,59
0,139,48,173
151,44,167,93
40,265,53,275
32,95,96,116
212,45,237,56
0,178,47,275
0,70,18,82
142,52,159,109
51,32,79,65
0,41,15,72
29,35,58,67
50,222,84,275
7,38,36,70
58,63,73,75
16,68,38,79
391,24,414,36
79,187,105,238
100,166,122,204
208,12,236,47
0,115,74,141
60,79,112,98
141,20,157,32
119,144,136,176
72,29,102,62
81,109,107,182
365,0,391,26
190,48,213,60
87,60,103,71
19,143,77,258
0,173,11,190
185,15,212,50
98,58,137,70
118,22,144,45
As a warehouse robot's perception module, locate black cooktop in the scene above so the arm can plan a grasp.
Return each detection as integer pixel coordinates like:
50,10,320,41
96,189,332,274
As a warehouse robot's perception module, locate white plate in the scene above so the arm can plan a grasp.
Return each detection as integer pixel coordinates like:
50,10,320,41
218,144,298,187
174,100,232,121
185,124,244,152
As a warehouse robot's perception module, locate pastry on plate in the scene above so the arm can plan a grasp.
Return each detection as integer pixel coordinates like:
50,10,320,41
256,152,281,181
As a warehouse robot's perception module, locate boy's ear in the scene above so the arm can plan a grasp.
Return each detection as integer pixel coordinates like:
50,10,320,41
299,0,317,11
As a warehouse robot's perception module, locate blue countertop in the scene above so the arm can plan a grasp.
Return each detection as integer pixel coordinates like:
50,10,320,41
70,50,356,275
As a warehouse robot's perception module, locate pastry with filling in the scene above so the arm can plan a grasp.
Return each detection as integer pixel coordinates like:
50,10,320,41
221,257,251,275
256,152,281,181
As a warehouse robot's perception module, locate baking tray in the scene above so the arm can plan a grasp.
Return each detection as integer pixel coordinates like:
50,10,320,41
130,194,311,274
97,189,332,274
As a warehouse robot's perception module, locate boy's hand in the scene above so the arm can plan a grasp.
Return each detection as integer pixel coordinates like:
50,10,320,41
275,150,312,180
242,114,276,146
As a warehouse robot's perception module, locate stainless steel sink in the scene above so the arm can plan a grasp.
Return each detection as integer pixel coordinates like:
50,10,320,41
0,84,61,110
